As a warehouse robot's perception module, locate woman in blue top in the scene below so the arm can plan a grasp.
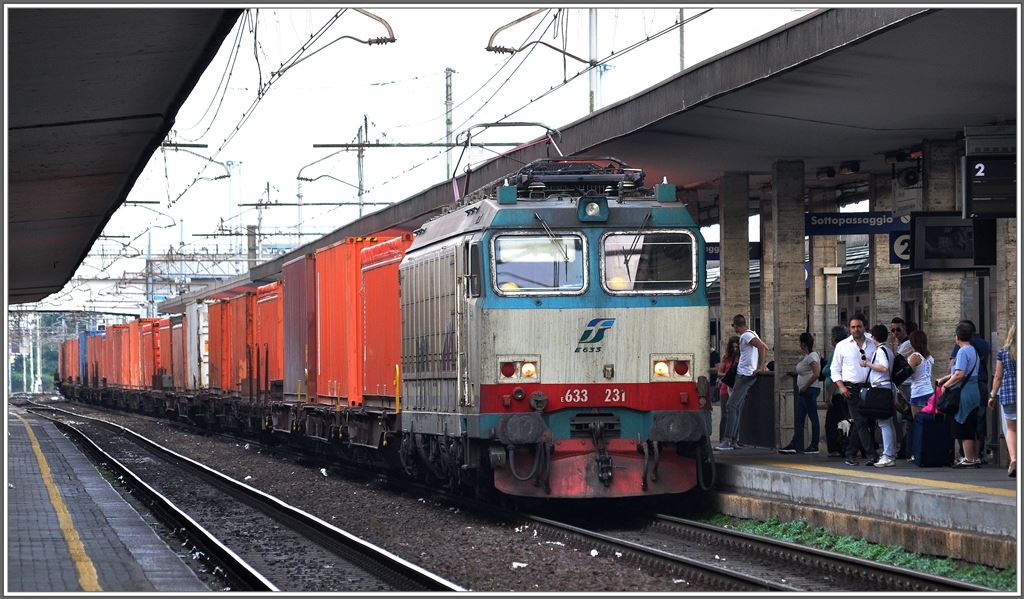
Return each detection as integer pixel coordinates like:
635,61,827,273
989,324,1017,478
937,322,981,468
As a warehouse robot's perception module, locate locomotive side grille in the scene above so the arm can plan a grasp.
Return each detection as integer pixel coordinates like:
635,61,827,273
569,413,621,439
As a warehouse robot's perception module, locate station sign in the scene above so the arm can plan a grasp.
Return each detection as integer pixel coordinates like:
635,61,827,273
889,232,911,265
704,242,761,261
962,156,1016,218
805,211,910,236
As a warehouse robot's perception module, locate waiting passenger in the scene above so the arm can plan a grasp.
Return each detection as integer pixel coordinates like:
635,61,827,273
863,324,899,467
716,336,740,443
780,332,821,454
823,325,850,457
904,330,935,462
713,315,768,452
989,324,1017,477
831,317,878,466
938,322,983,468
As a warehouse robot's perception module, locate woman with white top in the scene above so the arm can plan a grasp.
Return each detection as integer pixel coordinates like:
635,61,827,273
780,332,822,454
863,324,898,467
904,330,935,462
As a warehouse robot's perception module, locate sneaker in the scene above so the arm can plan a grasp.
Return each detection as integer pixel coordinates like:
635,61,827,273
952,458,981,469
778,444,798,454
874,456,895,467
804,446,820,455
713,441,735,452
844,457,860,466
864,457,879,466
734,440,745,448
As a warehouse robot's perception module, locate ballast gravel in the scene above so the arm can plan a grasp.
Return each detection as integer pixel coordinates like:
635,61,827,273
46,400,696,592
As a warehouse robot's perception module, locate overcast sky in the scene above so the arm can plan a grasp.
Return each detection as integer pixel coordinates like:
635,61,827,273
24,7,816,313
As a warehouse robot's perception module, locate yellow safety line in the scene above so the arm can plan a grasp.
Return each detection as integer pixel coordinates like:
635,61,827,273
13,413,103,592
748,459,1017,498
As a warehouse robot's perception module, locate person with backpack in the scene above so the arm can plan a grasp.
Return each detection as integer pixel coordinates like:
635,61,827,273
714,314,769,452
780,333,821,454
862,324,900,467
716,335,740,444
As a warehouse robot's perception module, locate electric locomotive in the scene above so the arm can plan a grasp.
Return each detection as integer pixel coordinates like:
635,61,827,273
397,157,713,499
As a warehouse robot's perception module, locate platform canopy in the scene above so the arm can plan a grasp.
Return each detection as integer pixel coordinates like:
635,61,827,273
7,9,241,304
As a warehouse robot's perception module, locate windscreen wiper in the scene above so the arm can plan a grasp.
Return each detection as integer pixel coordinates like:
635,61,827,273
534,212,569,263
624,210,652,280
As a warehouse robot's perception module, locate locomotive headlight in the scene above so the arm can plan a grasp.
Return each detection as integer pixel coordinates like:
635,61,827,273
521,362,538,378
585,201,601,217
653,361,671,377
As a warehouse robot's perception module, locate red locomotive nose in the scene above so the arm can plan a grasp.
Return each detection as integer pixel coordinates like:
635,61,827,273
674,360,689,376
500,362,517,378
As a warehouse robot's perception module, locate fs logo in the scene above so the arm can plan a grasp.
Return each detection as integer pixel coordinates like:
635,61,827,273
576,318,615,353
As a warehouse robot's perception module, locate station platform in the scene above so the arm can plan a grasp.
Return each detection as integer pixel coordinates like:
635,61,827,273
6,405,209,592
708,447,1018,569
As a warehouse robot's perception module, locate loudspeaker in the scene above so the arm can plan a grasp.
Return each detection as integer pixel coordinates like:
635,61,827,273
897,167,920,188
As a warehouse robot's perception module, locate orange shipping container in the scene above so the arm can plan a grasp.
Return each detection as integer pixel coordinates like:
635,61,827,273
107,324,128,386
141,322,159,388
227,293,255,395
208,301,229,391
87,333,104,386
158,318,172,385
171,315,188,390
255,282,284,391
283,254,317,403
360,235,413,403
316,237,381,407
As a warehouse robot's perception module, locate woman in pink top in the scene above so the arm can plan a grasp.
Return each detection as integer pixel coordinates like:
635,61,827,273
716,336,740,443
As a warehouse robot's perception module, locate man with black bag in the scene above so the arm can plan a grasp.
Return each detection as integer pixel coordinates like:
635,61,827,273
831,317,879,466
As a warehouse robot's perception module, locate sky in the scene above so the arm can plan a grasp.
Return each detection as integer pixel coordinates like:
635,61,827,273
17,6,817,313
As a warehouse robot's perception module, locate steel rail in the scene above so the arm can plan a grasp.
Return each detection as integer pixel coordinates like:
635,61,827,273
32,410,278,592
29,403,465,592
651,514,994,593
522,514,802,592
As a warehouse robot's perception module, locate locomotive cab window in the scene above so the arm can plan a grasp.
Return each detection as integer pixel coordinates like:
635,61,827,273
491,233,587,295
602,230,696,294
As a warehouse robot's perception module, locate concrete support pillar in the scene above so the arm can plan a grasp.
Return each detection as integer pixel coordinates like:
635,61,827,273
759,185,776,362
920,139,964,343
772,160,806,448
869,174,902,326
809,187,839,352
719,172,751,324
994,218,1017,350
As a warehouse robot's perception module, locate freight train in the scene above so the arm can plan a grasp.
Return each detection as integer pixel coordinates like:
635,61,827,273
57,157,715,500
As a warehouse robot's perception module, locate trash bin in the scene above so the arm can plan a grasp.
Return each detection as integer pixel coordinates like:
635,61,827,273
738,372,775,448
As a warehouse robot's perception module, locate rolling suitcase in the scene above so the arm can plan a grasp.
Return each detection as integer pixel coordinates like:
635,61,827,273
913,412,954,467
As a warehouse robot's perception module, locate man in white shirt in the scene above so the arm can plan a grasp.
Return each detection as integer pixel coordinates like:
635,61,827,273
714,314,769,451
889,317,912,357
830,317,879,465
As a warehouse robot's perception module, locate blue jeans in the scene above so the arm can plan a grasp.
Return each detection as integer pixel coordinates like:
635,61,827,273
792,387,821,449
725,374,758,441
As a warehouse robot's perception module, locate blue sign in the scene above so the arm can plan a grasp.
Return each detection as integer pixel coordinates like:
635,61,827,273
805,211,911,236
889,232,911,264
705,242,762,261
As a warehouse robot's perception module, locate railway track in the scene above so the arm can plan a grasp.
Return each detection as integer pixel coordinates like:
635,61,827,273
27,404,463,593
526,511,992,593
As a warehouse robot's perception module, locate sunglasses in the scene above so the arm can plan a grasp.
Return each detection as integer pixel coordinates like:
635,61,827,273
859,349,867,360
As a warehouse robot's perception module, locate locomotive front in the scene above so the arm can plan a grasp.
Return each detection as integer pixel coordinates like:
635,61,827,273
400,158,712,499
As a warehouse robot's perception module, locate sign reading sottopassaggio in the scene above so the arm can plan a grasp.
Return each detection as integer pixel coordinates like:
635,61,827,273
805,211,911,236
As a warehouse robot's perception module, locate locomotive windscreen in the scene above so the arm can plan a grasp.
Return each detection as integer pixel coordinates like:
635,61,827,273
602,231,695,293
492,234,586,294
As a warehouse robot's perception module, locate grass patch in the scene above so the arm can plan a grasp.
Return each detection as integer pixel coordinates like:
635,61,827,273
699,513,1016,592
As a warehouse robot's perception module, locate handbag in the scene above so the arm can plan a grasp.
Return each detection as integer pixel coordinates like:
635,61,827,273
859,386,895,419
857,346,895,419
721,360,738,388
936,353,976,417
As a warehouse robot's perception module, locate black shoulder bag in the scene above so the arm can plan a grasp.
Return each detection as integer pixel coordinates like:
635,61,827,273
936,353,975,417
859,346,896,419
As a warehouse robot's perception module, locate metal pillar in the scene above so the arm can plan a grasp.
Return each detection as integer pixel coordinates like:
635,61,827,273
445,67,455,179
